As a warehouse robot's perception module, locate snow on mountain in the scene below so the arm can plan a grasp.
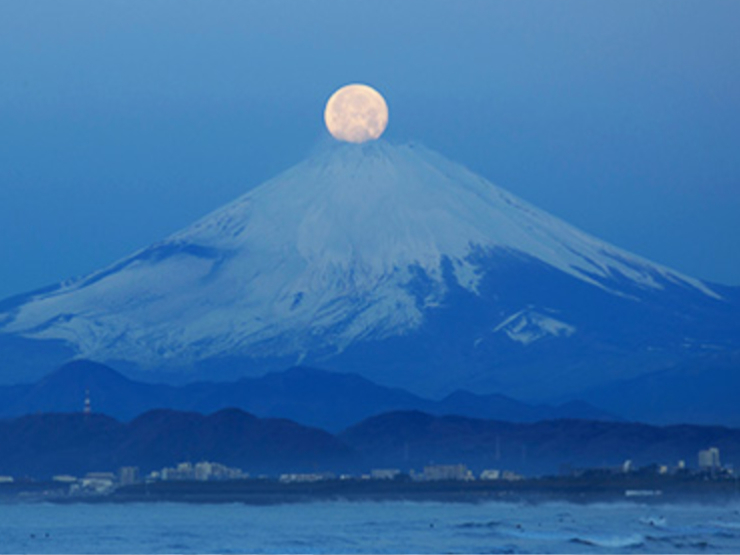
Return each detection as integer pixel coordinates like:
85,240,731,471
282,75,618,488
0,141,729,393
493,308,576,346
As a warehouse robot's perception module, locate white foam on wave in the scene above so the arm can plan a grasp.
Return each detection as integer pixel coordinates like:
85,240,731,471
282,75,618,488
570,533,646,548
639,515,668,528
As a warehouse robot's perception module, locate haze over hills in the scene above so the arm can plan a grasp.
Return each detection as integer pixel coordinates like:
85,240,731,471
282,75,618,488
585,351,740,426
0,360,617,432
339,411,740,476
0,409,353,479
1,407,739,479
0,141,737,413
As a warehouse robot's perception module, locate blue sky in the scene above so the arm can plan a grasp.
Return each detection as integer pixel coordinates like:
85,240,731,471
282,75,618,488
1,0,739,299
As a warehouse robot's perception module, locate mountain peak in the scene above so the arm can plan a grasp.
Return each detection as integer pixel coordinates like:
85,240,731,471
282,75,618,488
0,141,736,399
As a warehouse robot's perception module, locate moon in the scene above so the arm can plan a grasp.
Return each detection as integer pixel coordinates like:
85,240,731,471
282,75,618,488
324,84,389,143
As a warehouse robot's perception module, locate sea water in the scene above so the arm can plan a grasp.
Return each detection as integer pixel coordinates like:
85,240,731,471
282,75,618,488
1,499,740,554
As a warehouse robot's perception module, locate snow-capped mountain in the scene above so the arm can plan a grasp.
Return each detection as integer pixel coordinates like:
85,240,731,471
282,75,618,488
1,141,737,400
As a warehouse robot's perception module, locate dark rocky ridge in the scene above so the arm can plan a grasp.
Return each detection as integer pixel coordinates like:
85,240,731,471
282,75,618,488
1,408,739,479
0,409,353,478
0,360,616,432
339,411,740,475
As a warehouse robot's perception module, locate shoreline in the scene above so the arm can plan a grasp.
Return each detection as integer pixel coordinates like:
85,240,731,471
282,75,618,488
10,476,738,506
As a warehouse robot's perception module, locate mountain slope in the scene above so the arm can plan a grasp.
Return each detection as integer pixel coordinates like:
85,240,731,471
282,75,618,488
2,408,740,479
0,409,353,478
585,350,740,426
0,141,737,400
340,411,740,475
0,361,617,431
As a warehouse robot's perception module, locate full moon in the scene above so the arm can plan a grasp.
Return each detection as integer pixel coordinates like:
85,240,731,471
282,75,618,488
324,84,389,143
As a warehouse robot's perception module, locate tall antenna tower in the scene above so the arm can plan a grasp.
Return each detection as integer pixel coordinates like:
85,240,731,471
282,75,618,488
84,389,91,415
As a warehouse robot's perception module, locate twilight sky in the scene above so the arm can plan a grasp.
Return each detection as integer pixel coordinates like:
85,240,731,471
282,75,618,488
1,0,739,299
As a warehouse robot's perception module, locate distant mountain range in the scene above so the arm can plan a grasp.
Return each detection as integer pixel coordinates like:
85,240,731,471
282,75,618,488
0,360,616,432
0,409,351,479
1,408,739,479
340,411,740,475
585,351,740,426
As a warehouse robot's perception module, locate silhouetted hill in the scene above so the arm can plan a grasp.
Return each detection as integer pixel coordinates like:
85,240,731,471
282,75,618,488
0,412,124,478
434,391,615,422
0,409,354,478
340,411,740,475
0,361,616,430
3,360,178,418
2,407,740,479
120,408,353,472
184,367,427,431
585,351,740,426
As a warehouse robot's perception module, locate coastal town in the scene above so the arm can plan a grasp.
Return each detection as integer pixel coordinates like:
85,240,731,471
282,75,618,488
0,445,736,504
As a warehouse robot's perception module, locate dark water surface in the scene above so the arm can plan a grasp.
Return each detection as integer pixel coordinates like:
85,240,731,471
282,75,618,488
2,499,740,553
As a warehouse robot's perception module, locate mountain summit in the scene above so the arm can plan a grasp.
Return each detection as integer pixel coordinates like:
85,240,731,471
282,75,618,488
1,142,737,400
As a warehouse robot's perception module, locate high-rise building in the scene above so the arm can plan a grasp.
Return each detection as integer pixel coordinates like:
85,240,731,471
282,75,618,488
421,464,474,481
698,447,721,470
118,466,140,486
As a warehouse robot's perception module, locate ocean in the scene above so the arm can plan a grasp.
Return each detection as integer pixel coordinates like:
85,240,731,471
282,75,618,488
1,499,739,554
